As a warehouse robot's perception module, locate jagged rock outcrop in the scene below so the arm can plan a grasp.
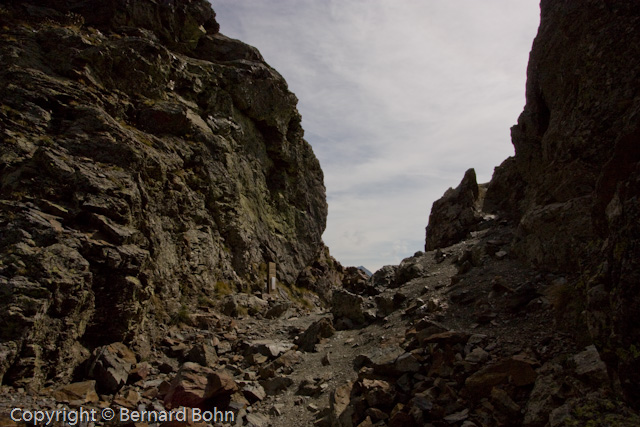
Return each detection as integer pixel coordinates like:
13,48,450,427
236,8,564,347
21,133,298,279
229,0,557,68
482,0,640,408
0,0,333,389
425,168,484,251
295,245,345,302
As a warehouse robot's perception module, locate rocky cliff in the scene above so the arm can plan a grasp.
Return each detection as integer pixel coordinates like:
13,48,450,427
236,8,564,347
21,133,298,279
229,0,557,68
428,0,640,409
0,0,332,390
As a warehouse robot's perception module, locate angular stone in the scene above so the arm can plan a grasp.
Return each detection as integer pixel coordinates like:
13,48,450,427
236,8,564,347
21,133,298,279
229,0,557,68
371,265,397,289
490,387,521,417
265,302,291,319
365,407,389,422
425,168,481,250
573,345,607,384
297,378,323,397
164,362,213,409
465,357,536,397
332,289,366,330
259,349,303,379
394,352,421,373
296,317,335,352
128,362,152,383
187,343,218,367
444,408,469,423
465,347,489,364
261,375,293,396
52,380,99,405
375,295,395,317
242,382,266,403
246,340,294,359
360,379,395,408
205,369,238,399
330,381,354,427
245,412,269,427
113,388,141,409
422,330,471,346
90,342,136,394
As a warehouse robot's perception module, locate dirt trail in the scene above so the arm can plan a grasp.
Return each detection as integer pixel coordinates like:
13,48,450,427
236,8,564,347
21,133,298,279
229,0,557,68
238,247,461,426
236,226,578,426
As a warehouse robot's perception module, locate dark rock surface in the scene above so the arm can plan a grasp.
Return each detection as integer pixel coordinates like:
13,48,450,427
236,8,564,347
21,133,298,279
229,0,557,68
480,0,640,407
425,168,483,251
1,0,640,424
0,0,334,389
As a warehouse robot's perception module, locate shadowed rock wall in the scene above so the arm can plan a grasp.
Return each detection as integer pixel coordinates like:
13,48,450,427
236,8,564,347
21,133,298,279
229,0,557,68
484,0,640,407
0,0,329,388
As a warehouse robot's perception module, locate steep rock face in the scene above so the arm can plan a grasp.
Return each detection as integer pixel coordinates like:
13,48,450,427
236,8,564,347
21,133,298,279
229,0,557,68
486,1,640,271
484,0,640,407
0,1,329,388
425,168,483,251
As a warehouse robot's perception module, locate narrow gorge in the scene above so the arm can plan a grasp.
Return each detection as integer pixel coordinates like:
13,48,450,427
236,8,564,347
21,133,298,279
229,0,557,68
0,1,639,426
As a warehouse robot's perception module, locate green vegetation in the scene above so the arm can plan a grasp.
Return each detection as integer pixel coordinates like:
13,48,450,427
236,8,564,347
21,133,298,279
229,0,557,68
565,398,640,426
282,282,314,309
214,280,232,296
169,304,191,325
197,295,215,307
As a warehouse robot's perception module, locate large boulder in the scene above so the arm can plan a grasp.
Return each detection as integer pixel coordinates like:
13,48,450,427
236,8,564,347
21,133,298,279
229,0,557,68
89,342,137,394
331,289,366,330
342,266,378,296
295,317,335,352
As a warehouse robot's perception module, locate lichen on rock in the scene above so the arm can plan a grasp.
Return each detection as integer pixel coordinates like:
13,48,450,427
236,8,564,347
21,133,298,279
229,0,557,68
0,0,333,388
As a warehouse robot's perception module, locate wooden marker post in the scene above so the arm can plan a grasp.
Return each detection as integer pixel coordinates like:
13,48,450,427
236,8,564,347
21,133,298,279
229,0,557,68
267,262,276,293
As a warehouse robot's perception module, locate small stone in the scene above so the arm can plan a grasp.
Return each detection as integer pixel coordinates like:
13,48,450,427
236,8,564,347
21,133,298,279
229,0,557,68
187,343,218,366
330,382,354,427
113,388,141,409
270,404,284,416
464,357,536,397
242,383,266,403
573,345,608,384
297,378,322,397
90,342,137,394
246,340,294,359
128,362,152,383
245,412,269,427
321,353,331,366
465,347,489,364
52,381,99,405
261,375,293,396
444,408,469,423
490,387,520,417
394,352,421,373
163,362,213,409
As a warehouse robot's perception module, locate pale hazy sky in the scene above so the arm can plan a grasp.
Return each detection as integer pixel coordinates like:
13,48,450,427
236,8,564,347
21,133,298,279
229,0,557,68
210,0,540,273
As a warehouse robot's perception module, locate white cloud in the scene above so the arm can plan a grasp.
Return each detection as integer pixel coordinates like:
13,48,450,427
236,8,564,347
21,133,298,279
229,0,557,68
211,0,540,272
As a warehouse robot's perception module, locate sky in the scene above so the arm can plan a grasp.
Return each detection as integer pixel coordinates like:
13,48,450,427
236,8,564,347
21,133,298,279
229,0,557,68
210,0,541,273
